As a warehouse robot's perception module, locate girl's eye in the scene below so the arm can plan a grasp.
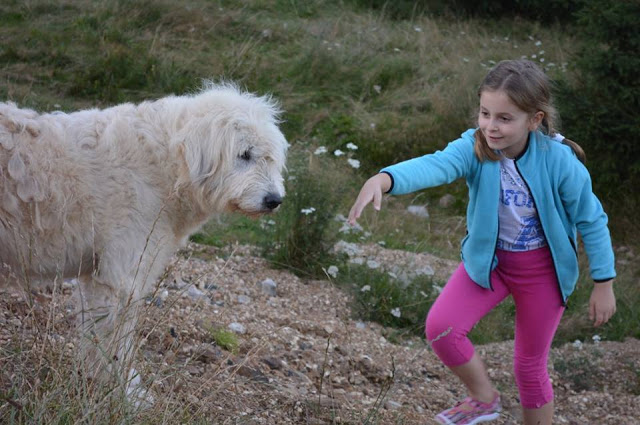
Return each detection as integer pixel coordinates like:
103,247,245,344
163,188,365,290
240,150,252,161
501,117,511,122
480,111,489,117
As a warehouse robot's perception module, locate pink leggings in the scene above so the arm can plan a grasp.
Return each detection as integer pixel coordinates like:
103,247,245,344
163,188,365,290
425,247,565,409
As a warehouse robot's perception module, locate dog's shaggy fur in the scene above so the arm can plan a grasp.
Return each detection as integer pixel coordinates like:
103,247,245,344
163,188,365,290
0,83,287,386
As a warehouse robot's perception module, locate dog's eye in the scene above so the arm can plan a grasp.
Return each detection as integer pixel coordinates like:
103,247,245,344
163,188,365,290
240,149,252,161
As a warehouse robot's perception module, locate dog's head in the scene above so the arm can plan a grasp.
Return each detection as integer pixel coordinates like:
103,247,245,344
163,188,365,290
177,82,288,216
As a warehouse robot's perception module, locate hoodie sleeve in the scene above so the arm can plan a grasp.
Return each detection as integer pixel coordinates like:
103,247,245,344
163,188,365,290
381,129,477,195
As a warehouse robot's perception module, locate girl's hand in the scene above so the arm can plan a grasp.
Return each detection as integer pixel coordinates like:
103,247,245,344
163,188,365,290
348,173,392,225
589,280,616,327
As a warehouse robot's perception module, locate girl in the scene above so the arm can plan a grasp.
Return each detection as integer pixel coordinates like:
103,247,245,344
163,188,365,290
347,59,616,425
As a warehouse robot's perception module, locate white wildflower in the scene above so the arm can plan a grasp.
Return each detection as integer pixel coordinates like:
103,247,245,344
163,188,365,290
535,40,542,46
361,285,371,292
301,207,316,215
347,158,360,169
346,142,358,150
314,146,328,155
592,334,601,344
334,149,345,157
572,339,583,349
414,26,422,32
390,308,401,318
373,85,381,94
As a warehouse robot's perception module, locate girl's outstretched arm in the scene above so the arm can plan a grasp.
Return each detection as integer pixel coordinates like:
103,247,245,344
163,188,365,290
589,279,616,327
348,173,392,225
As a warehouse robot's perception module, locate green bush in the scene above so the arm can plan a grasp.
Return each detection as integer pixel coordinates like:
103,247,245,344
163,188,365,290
347,0,579,22
259,149,357,278
555,0,640,238
337,264,438,336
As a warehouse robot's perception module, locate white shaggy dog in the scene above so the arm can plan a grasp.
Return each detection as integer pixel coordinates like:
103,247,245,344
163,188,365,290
0,83,287,395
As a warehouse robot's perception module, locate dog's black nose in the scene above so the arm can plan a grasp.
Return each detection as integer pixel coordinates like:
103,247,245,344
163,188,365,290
263,193,282,210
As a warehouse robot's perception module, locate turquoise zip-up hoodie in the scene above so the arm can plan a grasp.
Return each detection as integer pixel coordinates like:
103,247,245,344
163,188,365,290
381,128,616,304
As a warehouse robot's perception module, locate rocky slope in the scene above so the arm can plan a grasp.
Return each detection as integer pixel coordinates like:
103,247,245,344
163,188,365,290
1,242,638,424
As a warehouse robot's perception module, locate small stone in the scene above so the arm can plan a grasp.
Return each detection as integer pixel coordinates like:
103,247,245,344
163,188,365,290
186,285,206,300
260,278,277,297
439,194,456,208
407,205,429,218
237,294,251,304
228,322,246,334
385,400,402,410
262,357,283,370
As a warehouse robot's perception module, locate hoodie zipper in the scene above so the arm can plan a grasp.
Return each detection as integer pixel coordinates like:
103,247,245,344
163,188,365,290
488,208,499,292
513,160,567,306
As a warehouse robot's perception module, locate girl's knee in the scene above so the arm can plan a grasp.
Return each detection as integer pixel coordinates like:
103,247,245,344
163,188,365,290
514,358,554,408
425,309,451,341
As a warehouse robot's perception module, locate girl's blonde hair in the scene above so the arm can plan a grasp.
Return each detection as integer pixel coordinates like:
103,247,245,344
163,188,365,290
473,59,585,163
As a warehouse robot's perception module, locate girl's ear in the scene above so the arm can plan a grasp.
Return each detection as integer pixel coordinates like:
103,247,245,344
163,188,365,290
529,111,544,131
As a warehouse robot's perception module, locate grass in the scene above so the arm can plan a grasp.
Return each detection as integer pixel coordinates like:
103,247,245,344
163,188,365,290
209,328,239,354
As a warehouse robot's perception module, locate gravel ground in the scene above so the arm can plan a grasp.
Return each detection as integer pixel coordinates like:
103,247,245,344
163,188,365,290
1,242,639,424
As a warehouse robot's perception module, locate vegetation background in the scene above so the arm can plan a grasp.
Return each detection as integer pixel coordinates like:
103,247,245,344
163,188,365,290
0,1,638,421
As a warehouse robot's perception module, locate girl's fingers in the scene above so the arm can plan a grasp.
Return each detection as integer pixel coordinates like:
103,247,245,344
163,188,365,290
348,193,371,224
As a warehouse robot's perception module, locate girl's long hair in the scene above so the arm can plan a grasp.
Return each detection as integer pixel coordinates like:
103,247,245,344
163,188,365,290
474,59,586,163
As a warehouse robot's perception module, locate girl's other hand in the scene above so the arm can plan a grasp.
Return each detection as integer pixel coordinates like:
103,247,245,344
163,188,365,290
347,173,392,226
588,280,616,327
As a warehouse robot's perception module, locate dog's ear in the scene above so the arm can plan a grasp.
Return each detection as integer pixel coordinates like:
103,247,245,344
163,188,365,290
180,115,237,185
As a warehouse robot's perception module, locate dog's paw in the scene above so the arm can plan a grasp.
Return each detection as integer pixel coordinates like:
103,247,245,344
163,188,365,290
126,368,155,409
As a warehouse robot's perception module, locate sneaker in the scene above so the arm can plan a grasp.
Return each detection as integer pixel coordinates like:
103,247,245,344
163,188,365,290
435,393,501,424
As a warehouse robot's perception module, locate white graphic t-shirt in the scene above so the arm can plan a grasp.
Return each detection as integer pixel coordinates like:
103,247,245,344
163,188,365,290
497,155,547,251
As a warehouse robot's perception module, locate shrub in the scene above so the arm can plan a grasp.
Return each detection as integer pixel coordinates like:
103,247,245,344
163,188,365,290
260,148,358,278
337,263,438,336
555,0,640,237
347,0,579,22
209,328,239,354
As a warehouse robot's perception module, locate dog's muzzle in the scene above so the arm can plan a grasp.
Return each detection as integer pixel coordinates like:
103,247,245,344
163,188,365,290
262,193,283,211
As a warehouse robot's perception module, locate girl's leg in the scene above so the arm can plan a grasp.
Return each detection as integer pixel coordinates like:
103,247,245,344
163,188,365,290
449,352,495,403
426,263,509,402
503,248,565,425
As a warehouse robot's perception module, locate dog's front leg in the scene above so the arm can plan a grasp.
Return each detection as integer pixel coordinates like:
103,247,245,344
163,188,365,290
75,273,146,401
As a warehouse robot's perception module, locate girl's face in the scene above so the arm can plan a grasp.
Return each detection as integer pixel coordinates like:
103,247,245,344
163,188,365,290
478,90,543,159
